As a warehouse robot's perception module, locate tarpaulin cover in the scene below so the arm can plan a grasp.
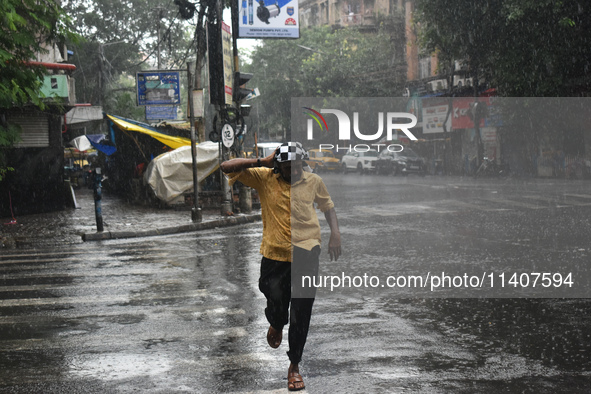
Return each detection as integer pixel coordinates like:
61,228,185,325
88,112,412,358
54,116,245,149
86,134,117,156
69,135,93,151
144,142,220,203
107,114,191,149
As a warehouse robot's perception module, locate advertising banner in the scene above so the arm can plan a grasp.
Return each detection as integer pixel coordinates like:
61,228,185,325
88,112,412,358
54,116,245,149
238,0,299,38
422,97,451,134
136,72,181,106
222,22,233,105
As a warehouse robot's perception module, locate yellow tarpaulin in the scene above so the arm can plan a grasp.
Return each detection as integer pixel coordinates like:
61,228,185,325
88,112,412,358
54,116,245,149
107,114,191,149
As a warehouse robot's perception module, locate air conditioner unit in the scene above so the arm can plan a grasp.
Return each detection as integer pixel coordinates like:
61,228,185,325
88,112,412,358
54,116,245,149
453,76,473,88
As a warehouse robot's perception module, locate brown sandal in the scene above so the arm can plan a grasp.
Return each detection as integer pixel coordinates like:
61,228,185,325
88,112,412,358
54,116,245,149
266,326,282,349
287,370,305,391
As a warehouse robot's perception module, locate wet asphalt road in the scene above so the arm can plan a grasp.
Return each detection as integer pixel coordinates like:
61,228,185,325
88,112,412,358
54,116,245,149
1,174,591,393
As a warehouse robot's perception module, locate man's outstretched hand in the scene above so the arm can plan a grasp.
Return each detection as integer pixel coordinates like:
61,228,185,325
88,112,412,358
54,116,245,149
324,208,341,261
328,231,341,261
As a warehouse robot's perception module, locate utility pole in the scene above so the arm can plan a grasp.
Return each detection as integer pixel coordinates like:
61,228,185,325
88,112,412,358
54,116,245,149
153,7,166,69
98,44,103,106
157,19,161,69
473,70,484,170
209,0,233,216
442,59,456,176
188,61,202,222
231,0,252,213
97,41,125,106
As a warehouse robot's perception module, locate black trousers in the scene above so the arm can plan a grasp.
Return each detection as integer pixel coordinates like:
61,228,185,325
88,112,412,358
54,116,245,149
258,246,320,364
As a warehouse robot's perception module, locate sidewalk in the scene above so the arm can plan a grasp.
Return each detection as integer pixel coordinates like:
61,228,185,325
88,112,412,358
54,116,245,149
0,187,260,248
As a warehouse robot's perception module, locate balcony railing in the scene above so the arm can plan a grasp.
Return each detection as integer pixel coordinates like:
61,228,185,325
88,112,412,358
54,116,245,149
340,13,364,25
338,13,377,26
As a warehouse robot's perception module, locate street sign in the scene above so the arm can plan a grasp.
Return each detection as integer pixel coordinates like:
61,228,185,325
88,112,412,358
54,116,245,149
246,87,260,100
222,124,235,148
136,72,181,106
146,105,178,121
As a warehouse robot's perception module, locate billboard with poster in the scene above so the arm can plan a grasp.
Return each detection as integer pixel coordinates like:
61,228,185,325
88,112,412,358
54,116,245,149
238,0,299,38
422,97,451,134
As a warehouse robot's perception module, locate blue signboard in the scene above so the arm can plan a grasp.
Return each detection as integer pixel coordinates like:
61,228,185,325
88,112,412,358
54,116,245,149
145,105,178,121
136,72,181,106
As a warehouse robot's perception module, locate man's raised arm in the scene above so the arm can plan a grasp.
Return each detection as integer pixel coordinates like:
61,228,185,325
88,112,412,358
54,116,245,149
220,151,275,173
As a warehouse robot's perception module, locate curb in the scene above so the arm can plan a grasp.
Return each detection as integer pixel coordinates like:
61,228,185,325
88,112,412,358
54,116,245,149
82,213,262,242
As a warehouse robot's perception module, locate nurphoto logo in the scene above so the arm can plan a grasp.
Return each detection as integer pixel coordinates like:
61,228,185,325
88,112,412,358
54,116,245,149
303,107,418,152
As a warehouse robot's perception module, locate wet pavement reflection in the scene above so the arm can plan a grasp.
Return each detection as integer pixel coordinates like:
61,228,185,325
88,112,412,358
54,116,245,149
1,176,591,392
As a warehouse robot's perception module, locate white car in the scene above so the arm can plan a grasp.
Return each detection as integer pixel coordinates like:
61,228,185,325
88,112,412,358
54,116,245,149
340,150,379,174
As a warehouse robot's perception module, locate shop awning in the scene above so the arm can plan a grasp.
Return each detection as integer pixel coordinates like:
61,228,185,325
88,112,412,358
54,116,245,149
106,114,191,150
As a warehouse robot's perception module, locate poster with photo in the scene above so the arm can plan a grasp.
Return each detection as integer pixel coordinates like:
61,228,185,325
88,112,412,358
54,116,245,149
238,0,299,38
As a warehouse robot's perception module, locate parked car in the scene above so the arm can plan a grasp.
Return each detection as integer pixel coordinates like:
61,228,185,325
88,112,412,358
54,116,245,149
306,149,340,172
341,150,379,174
376,147,426,176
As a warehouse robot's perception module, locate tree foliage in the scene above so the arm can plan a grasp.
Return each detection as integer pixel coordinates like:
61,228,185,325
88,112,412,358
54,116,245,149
63,0,196,66
244,20,406,140
62,0,199,117
0,0,78,181
1,0,77,108
415,0,591,96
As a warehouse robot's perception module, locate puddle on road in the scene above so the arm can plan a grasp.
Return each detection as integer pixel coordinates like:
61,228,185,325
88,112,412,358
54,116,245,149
365,366,421,380
69,353,171,380
357,204,440,217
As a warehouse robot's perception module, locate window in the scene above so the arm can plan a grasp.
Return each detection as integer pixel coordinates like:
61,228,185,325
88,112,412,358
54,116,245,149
419,58,431,80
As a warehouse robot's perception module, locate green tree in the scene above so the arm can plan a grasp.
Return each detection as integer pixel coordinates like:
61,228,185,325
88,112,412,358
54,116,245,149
244,20,406,140
415,0,591,96
489,0,591,96
103,75,147,120
0,0,78,181
62,0,198,113
416,0,591,176
302,21,406,97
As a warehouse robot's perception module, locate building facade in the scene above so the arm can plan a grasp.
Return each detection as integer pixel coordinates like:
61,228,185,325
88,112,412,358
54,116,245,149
0,43,78,217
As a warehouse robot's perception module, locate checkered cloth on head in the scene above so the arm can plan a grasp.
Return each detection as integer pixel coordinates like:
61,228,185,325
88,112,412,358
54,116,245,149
275,142,309,162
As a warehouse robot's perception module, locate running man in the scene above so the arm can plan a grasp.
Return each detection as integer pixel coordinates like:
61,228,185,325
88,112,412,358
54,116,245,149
221,142,342,391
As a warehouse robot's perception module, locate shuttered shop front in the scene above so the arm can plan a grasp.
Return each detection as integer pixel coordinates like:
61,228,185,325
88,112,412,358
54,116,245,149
9,113,50,148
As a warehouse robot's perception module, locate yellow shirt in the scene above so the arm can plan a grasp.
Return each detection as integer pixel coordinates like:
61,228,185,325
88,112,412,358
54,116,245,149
229,168,334,262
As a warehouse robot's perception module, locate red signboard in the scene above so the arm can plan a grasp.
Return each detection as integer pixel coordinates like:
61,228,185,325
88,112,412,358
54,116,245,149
452,97,490,129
